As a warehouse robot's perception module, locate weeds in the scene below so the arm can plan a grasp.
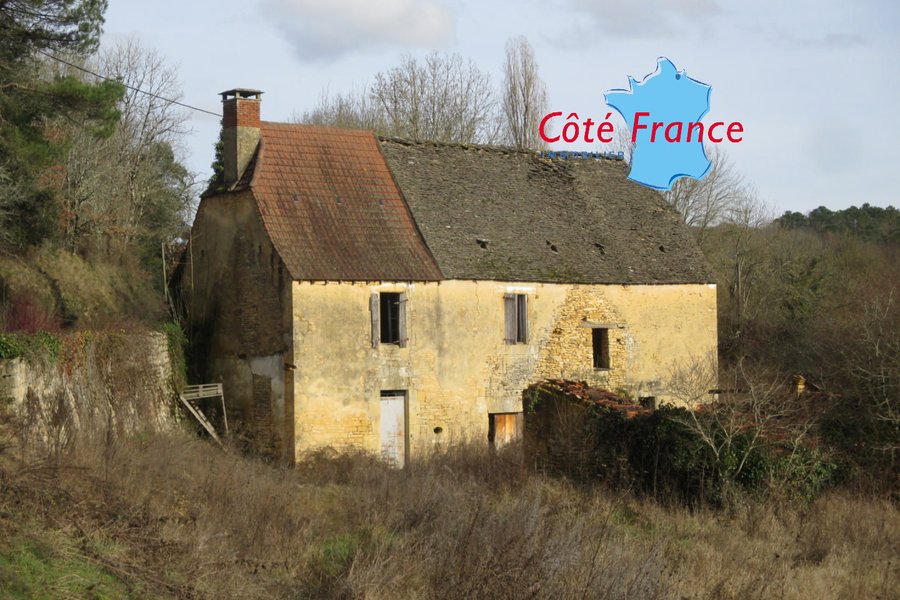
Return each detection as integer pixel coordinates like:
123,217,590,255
0,331,61,361
161,321,188,390
0,432,896,599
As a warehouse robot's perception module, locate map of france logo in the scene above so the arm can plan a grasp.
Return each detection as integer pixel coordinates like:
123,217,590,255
606,58,737,191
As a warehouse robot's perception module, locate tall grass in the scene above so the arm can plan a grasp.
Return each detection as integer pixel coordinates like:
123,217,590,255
1,432,896,599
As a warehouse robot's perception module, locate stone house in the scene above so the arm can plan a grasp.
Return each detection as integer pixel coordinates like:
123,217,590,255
175,89,717,465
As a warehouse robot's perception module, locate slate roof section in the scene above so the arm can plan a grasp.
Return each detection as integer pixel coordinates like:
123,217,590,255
247,123,442,281
378,138,713,284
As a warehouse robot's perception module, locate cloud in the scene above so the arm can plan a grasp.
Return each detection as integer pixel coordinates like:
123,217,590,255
565,0,722,37
807,122,859,172
260,0,456,60
801,32,866,48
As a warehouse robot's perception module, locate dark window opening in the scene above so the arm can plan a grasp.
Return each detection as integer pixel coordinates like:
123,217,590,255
371,291,407,348
592,328,610,369
504,293,528,344
380,292,401,344
516,295,527,342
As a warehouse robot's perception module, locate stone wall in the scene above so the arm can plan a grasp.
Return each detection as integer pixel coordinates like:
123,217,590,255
0,331,178,456
177,191,294,459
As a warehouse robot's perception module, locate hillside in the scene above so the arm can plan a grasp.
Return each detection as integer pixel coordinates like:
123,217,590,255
0,247,166,332
1,433,897,600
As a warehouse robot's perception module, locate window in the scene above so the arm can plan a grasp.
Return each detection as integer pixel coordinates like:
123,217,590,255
380,292,401,343
503,293,528,344
370,292,407,347
592,327,610,369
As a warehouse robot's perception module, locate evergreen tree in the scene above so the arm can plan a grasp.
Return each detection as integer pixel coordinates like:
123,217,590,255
0,0,121,248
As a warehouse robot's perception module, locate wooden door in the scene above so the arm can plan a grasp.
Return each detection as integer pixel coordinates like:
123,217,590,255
490,412,523,448
380,392,407,468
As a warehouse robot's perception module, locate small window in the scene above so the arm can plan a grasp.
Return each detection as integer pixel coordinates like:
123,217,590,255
370,292,407,347
503,293,528,344
592,327,610,369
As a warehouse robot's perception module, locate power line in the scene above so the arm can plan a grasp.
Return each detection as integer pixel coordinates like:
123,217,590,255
35,49,222,118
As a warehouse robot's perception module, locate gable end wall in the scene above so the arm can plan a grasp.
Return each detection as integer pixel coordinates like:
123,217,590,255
178,190,294,459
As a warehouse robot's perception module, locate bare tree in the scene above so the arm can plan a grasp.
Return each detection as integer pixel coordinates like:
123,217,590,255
501,36,548,150
665,146,753,242
97,38,193,253
850,291,900,438
719,190,776,333
56,38,195,258
297,85,384,131
371,52,498,143
298,52,498,144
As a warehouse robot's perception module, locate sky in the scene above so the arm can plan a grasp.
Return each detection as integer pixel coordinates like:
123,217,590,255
102,0,900,215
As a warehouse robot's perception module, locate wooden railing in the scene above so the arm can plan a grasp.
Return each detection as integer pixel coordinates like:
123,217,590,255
178,383,227,446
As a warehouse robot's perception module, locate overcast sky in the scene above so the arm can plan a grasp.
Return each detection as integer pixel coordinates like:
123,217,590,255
103,0,899,215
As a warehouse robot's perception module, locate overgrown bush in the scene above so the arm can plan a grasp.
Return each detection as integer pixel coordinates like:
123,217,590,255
524,383,840,507
701,223,899,493
0,292,60,334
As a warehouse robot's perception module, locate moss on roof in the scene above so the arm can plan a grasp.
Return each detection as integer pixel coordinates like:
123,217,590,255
378,138,713,284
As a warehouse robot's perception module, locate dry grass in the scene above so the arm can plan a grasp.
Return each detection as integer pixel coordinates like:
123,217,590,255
0,246,164,332
0,433,897,599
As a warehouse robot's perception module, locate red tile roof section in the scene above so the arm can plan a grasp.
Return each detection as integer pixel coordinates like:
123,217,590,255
248,123,442,281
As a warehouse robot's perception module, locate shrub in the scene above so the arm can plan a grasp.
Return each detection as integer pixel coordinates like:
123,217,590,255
524,382,839,507
0,293,60,334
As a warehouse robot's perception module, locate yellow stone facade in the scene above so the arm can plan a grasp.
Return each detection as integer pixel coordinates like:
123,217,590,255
288,280,717,462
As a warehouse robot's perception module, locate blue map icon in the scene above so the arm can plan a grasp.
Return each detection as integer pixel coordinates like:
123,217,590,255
605,58,711,190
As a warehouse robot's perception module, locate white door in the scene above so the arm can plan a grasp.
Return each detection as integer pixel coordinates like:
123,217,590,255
380,392,407,468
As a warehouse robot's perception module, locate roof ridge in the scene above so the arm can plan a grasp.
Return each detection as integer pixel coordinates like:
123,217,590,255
378,136,630,170
378,135,541,156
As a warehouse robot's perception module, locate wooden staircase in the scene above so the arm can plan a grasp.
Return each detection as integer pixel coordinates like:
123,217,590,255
178,384,228,446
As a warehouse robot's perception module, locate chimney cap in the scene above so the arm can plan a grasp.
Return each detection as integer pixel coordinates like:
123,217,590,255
220,88,263,100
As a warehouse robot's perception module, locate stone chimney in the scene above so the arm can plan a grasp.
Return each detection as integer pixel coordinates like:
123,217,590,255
220,88,262,186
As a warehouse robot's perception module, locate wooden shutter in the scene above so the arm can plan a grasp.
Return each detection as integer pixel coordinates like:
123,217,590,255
370,292,379,348
503,293,516,344
398,292,408,347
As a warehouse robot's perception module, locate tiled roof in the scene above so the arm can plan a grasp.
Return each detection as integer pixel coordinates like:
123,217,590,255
213,122,711,284
246,123,442,281
378,138,713,284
